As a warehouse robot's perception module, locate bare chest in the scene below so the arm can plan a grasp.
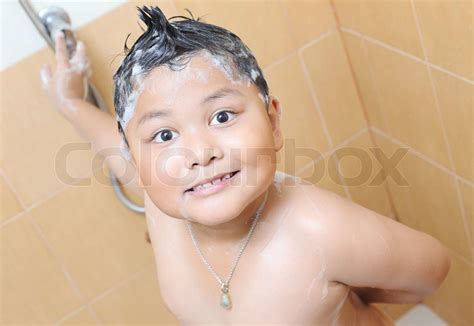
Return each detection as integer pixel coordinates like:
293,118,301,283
152,213,348,325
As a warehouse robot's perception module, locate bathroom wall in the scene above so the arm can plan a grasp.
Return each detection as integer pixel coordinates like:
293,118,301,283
332,0,473,324
0,0,471,324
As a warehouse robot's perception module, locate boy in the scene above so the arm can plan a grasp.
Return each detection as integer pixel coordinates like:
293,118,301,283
40,5,451,325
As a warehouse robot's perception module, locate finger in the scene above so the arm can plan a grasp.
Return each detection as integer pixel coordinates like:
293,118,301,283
71,41,92,77
70,41,87,67
40,64,52,91
54,32,70,69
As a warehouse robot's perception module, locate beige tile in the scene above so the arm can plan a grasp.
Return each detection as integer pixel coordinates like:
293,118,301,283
340,31,388,131
282,0,336,48
265,54,330,174
335,130,394,218
301,32,367,146
0,213,81,324
30,175,154,301
59,307,99,325
173,0,295,68
365,41,451,168
375,135,471,263
431,68,473,182
91,267,179,324
0,49,97,208
459,181,473,251
333,0,424,59
413,0,473,80
0,174,23,222
423,251,473,326
297,155,347,199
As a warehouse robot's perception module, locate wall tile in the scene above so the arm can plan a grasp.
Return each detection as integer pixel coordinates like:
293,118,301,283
459,181,473,250
413,0,473,80
91,267,179,324
301,31,367,146
365,41,451,168
333,0,424,59
173,0,295,68
340,31,387,131
335,130,394,218
59,307,98,325
30,176,154,301
374,135,471,263
282,0,336,48
265,54,330,174
0,213,81,324
0,174,23,222
431,68,473,182
297,155,348,199
423,251,473,326
0,48,97,208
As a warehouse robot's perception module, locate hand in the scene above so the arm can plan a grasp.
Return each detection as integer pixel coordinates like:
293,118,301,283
40,32,92,120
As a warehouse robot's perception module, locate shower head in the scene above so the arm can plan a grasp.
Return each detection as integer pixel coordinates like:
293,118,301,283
38,6,77,58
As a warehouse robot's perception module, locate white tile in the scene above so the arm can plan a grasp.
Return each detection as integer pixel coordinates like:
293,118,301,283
0,0,126,71
396,304,448,326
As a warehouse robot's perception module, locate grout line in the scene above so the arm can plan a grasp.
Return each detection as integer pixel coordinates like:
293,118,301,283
339,27,474,86
295,127,369,176
298,28,337,53
297,36,353,200
53,263,155,325
357,32,401,221
262,28,336,75
53,305,101,326
410,0,472,251
87,263,152,307
262,50,298,74
0,168,28,212
371,127,472,187
25,213,88,306
328,3,401,221
447,246,473,267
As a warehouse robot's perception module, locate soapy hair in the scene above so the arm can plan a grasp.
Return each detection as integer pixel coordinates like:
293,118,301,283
113,5,270,148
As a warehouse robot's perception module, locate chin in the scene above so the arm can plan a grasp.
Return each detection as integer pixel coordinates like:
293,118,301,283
188,210,238,226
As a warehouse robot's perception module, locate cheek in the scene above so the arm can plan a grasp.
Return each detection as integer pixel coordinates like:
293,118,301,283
234,120,275,165
140,148,191,189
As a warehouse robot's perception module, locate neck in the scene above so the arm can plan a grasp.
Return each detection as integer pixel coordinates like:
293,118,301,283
187,186,271,245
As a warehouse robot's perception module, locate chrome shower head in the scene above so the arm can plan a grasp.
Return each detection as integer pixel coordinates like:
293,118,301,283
38,6,77,57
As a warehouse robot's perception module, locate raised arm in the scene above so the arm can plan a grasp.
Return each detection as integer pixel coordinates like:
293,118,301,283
302,185,451,304
40,32,143,199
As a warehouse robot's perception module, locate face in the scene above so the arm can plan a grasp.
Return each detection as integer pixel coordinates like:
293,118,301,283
125,51,283,227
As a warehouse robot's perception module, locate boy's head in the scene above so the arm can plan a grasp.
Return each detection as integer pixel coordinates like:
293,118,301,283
113,5,283,226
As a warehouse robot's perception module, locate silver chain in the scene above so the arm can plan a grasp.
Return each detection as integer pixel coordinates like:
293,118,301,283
186,189,269,290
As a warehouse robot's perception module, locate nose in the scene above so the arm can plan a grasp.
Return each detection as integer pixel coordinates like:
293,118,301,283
184,134,224,169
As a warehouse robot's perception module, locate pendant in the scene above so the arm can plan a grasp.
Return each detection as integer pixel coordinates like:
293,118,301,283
220,284,232,309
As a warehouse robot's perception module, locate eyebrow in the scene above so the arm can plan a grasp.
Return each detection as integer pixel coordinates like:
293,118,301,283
136,87,244,129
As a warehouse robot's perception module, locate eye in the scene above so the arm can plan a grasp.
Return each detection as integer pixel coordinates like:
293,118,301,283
210,110,236,126
151,129,178,143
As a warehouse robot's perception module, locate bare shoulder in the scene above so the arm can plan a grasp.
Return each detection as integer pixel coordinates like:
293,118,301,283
282,173,450,295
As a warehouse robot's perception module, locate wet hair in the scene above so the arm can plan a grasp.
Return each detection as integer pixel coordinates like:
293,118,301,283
113,5,270,148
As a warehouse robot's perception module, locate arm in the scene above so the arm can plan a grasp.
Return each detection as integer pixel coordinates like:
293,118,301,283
64,99,144,199
40,32,143,199
303,186,451,304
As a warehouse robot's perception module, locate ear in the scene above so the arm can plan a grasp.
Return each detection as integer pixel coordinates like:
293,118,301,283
267,95,284,152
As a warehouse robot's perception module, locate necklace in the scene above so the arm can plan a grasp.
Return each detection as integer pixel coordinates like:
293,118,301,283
186,188,269,310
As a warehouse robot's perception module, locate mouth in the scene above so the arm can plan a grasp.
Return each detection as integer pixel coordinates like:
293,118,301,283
185,170,240,193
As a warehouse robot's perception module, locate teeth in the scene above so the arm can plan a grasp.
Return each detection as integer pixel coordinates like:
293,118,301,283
192,172,234,192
